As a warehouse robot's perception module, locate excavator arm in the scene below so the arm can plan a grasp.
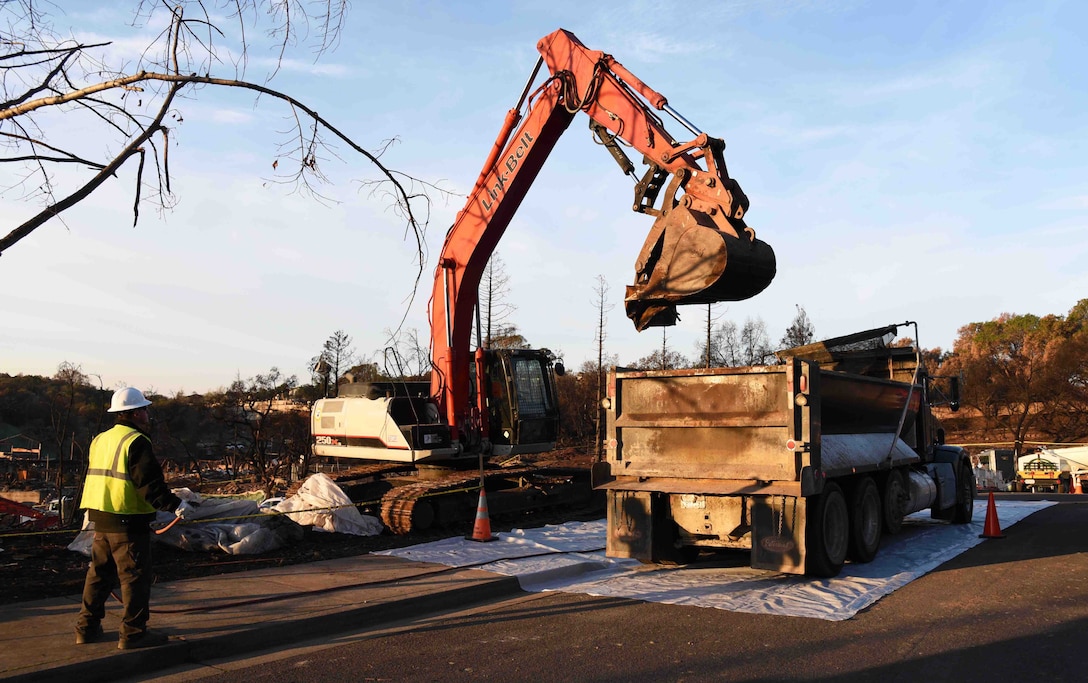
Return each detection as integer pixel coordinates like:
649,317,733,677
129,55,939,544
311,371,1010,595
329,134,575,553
430,28,776,445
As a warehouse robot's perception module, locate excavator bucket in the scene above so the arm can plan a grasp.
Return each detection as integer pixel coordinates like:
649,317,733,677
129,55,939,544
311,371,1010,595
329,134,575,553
625,202,776,330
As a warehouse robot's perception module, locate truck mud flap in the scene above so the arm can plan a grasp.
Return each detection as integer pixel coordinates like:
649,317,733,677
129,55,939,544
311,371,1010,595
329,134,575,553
605,490,690,564
750,495,806,574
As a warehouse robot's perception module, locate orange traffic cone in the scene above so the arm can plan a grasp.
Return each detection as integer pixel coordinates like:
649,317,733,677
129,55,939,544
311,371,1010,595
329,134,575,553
979,491,1005,539
466,489,496,542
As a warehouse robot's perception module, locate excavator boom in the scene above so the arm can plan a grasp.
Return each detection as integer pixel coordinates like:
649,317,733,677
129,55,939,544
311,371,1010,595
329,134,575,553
431,28,776,444
310,29,777,534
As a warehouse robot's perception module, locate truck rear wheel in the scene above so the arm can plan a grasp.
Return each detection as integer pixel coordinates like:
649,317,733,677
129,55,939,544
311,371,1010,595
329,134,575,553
806,481,848,578
882,469,907,535
952,462,975,524
847,477,882,563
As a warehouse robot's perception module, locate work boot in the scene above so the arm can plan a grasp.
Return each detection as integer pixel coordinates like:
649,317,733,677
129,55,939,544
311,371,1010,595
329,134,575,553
75,623,104,645
117,629,170,650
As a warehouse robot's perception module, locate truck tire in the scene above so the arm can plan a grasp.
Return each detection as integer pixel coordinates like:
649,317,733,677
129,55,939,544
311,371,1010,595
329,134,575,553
882,469,907,535
847,477,882,563
952,462,975,524
806,481,849,578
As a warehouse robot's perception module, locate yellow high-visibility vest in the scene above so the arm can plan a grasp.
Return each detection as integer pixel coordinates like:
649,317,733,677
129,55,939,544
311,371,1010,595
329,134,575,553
79,424,156,515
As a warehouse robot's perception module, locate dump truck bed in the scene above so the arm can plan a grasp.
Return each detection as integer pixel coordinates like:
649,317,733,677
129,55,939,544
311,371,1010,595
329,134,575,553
602,358,923,497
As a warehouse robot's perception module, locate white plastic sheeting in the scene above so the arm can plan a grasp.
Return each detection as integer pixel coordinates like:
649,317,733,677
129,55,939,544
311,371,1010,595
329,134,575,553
376,499,1052,620
152,492,309,555
67,493,301,556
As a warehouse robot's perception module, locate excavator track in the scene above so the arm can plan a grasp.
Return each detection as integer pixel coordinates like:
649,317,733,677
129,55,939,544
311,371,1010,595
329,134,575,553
380,471,482,535
379,465,592,535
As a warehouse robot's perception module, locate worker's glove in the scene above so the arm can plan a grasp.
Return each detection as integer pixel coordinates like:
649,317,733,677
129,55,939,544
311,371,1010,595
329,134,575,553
174,499,201,519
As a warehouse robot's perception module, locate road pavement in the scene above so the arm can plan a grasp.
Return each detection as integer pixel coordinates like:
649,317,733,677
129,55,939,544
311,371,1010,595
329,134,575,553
151,500,1088,682
4,495,1086,682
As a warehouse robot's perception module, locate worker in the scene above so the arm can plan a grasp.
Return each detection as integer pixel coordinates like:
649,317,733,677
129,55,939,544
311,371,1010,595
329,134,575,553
1059,469,1073,494
74,387,199,649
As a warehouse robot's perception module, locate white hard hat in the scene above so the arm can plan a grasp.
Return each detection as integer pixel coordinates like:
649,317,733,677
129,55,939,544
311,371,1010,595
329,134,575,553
108,387,152,413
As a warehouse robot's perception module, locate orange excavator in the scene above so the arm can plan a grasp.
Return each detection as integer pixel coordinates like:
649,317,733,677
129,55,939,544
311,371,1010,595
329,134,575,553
311,29,777,532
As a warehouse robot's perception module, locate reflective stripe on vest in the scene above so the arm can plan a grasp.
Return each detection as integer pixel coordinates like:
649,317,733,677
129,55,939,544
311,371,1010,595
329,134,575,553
80,424,157,515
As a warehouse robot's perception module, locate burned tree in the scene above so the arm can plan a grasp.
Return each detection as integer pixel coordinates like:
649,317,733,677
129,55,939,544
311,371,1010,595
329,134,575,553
480,253,517,349
311,330,357,397
780,304,816,349
209,367,301,496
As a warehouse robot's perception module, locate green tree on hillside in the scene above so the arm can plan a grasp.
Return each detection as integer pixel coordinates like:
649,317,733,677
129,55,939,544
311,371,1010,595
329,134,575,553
942,299,1088,453
152,392,234,482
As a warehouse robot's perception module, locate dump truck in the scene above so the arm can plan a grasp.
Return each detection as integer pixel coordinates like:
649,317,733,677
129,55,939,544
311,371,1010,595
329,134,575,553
594,322,974,577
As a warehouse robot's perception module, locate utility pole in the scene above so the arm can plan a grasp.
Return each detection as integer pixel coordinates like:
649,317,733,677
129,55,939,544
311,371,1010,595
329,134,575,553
705,304,712,368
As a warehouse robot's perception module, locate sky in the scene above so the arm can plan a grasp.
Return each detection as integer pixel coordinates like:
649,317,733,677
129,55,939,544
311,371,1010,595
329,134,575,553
2,0,1086,394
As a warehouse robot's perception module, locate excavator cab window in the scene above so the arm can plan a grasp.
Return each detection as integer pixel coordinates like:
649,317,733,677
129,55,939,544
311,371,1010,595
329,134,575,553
484,349,560,453
512,358,552,417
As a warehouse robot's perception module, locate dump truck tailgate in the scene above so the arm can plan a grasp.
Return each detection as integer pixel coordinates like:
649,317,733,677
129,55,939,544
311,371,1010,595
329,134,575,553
603,359,923,492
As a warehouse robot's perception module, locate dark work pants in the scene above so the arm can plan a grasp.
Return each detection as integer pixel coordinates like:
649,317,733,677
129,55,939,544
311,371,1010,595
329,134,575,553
76,531,153,639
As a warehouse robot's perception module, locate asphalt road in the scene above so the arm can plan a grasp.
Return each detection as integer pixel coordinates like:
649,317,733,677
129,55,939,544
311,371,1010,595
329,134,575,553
144,499,1088,682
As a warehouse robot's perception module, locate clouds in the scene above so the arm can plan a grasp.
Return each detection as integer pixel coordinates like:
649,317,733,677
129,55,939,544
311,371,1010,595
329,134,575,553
604,30,712,64
250,57,354,78
1041,195,1088,211
210,108,256,124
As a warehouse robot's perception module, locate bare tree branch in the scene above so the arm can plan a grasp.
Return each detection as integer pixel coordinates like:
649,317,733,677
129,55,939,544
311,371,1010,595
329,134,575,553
0,79,182,252
0,0,458,329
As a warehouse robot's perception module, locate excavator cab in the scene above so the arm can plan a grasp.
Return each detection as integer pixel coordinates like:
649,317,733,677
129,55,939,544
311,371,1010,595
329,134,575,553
472,348,563,456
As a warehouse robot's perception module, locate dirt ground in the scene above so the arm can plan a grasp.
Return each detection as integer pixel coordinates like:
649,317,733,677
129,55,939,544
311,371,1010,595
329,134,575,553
0,449,600,605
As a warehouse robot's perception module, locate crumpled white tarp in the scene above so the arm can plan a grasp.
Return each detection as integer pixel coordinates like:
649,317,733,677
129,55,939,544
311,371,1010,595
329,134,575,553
67,492,302,556
68,474,381,556
152,492,309,555
376,499,1052,621
273,472,383,536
